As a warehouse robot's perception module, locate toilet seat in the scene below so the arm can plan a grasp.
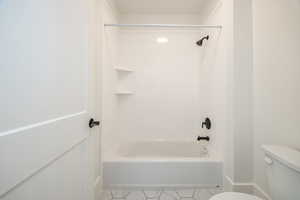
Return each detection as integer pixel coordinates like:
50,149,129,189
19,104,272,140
210,192,263,200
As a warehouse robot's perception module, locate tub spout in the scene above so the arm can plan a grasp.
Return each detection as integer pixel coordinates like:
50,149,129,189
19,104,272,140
197,136,210,141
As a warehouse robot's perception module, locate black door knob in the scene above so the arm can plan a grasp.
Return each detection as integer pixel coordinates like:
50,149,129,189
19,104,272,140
89,118,100,128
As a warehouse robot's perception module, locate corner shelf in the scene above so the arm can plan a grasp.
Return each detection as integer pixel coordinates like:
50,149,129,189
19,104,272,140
114,67,134,72
114,66,134,96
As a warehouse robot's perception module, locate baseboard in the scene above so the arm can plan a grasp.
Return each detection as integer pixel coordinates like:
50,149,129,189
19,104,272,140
94,176,102,200
252,184,272,200
224,176,271,200
223,176,234,192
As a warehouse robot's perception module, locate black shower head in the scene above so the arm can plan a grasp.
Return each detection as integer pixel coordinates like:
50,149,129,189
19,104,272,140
196,35,209,46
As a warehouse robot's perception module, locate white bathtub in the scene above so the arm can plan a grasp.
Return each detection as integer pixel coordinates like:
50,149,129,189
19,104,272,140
118,141,209,158
103,141,223,188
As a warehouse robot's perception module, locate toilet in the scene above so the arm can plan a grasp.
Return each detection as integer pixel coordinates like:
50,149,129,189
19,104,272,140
210,145,300,200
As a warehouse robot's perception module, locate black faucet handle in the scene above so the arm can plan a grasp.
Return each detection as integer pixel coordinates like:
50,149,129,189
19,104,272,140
202,118,211,129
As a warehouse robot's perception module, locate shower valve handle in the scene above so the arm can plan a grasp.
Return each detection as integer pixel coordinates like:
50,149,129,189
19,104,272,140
202,118,212,130
89,118,100,128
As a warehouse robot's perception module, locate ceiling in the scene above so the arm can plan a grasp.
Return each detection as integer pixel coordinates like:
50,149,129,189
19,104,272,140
112,0,209,14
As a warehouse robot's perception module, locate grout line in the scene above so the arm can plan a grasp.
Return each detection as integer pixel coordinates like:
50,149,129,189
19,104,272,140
175,190,181,200
110,191,113,199
124,191,130,198
192,189,196,199
192,188,196,198
158,189,163,200
142,190,147,199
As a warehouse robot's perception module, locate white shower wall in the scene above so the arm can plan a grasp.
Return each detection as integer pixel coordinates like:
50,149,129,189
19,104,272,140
104,28,205,155
102,0,120,156
102,4,226,159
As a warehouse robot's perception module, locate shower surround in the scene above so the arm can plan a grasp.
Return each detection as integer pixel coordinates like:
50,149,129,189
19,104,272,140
102,1,226,195
102,22,224,193
103,27,222,157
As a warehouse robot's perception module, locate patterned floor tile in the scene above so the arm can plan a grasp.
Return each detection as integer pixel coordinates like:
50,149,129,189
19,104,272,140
111,190,130,198
143,190,162,198
103,190,113,200
163,190,181,200
194,189,214,200
105,187,222,200
160,193,178,200
209,188,224,195
176,189,195,198
126,191,146,200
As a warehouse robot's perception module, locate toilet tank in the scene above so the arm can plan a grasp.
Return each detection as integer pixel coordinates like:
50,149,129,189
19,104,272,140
262,145,300,200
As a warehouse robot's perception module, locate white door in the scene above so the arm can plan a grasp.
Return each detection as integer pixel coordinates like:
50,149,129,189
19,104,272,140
0,0,101,200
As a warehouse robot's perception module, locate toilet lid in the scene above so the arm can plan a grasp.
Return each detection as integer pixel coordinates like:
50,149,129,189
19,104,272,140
210,192,263,200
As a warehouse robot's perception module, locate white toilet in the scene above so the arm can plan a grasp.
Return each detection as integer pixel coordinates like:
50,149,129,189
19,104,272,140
210,145,300,200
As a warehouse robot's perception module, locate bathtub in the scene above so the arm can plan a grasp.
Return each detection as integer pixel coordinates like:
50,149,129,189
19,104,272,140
103,141,223,188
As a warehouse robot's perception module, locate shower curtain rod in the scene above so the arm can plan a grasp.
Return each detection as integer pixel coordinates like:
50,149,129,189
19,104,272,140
104,24,222,29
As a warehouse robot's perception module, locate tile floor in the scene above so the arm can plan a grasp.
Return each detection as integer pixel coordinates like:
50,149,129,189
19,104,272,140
103,187,224,200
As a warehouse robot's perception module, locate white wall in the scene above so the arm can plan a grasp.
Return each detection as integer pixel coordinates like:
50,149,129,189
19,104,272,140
200,0,236,188
102,0,120,156
198,0,234,171
120,14,203,24
253,0,300,196
201,0,255,193
201,0,300,198
232,0,254,184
